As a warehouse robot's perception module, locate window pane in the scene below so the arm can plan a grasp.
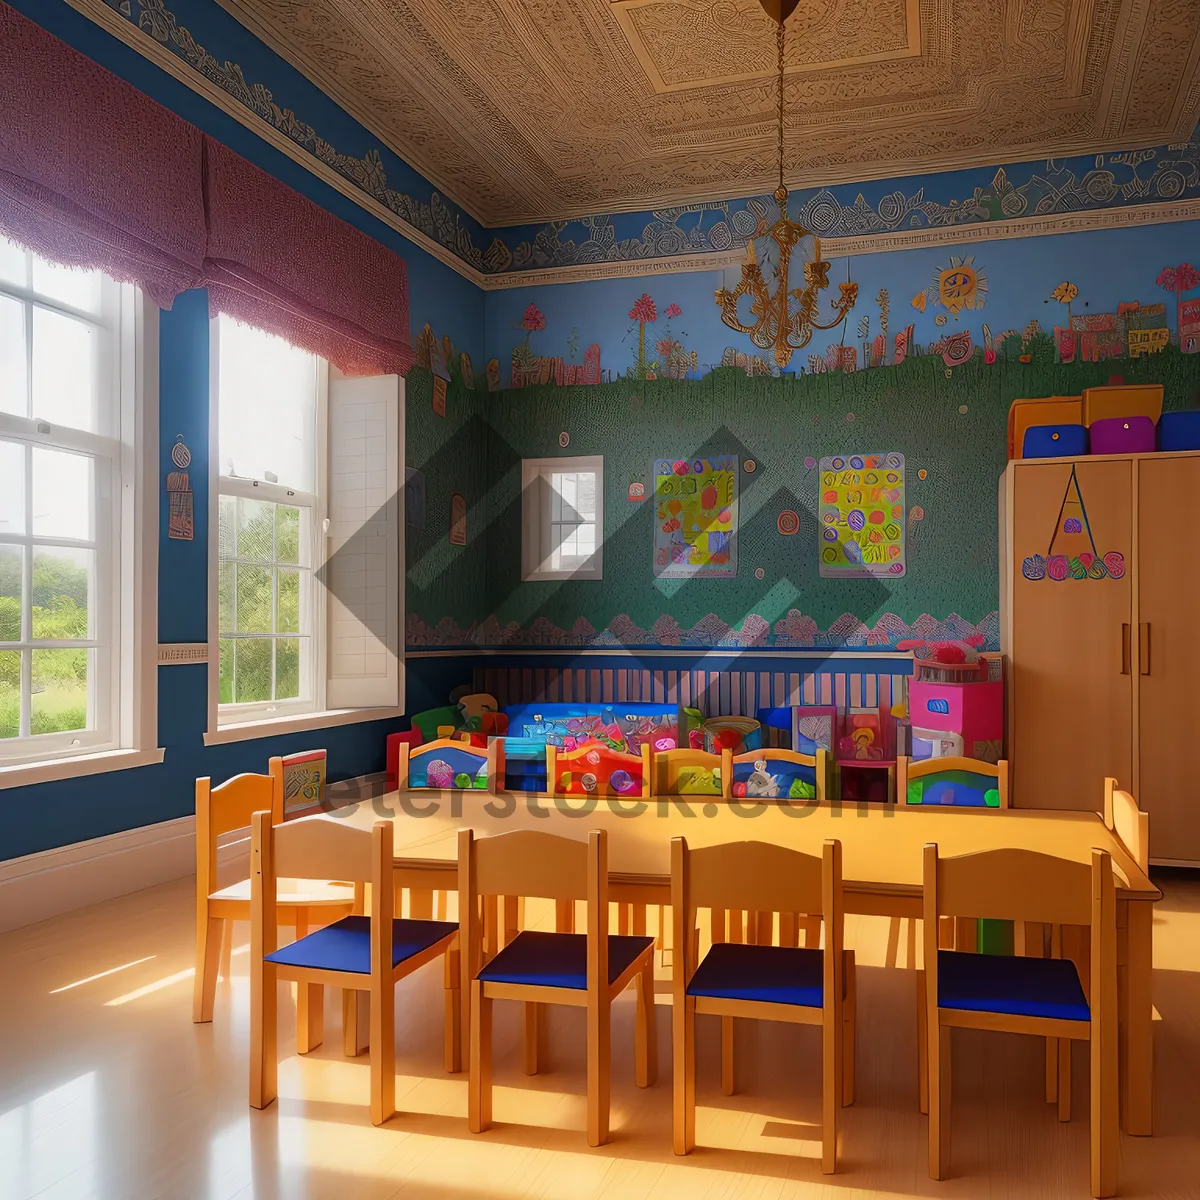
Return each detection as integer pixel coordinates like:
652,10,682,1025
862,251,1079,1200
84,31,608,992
275,505,300,565
0,440,23,534
218,559,235,634
577,474,596,518
0,546,20,642
276,637,300,700
237,497,275,563
0,237,26,289
0,297,27,419
218,316,317,492
32,547,91,640
0,649,18,738
32,307,97,432
32,258,102,314
218,637,234,704
235,565,272,634
218,494,236,560
233,638,271,703
277,569,300,634
32,447,92,540
31,647,87,734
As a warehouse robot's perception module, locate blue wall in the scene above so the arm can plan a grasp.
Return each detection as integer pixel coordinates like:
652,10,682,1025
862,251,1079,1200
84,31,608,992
485,222,1200,386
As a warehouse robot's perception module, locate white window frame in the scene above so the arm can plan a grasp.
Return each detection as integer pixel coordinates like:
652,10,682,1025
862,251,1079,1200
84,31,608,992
0,266,160,786
205,324,404,744
521,455,604,581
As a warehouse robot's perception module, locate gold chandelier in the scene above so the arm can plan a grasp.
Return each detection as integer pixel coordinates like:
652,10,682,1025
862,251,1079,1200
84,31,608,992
714,1,858,369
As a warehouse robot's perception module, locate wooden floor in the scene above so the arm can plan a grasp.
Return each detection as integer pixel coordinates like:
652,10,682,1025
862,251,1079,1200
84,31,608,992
2,872,1198,1200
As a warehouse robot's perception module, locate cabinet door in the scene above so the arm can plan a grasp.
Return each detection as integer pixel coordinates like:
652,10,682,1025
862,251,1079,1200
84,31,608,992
1137,455,1200,862
1009,460,1133,810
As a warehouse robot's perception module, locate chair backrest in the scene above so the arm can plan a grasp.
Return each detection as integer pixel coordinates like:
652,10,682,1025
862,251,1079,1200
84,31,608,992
251,812,392,963
1103,777,1149,873
923,842,1115,1021
458,828,607,983
547,742,651,798
652,747,731,797
730,747,827,804
898,754,1009,808
671,837,843,1010
268,750,327,822
397,736,503,791
195,772,278,896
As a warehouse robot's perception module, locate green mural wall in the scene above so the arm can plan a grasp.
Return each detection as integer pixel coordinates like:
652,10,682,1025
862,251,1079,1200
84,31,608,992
405,346,1200,650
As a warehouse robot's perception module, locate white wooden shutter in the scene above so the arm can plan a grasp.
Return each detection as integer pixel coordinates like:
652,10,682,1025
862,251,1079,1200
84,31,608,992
323,368,403,709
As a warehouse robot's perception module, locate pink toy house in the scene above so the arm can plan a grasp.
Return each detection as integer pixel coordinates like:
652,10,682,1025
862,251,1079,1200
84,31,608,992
908,678,1003,763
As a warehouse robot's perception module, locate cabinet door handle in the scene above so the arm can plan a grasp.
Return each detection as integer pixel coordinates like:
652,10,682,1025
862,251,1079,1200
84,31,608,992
1121,623,1131,675
1140,622,1151,676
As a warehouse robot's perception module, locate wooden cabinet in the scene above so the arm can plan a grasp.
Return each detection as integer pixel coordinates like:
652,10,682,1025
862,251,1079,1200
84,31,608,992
1001,452,1200,862
1136,456,1200,863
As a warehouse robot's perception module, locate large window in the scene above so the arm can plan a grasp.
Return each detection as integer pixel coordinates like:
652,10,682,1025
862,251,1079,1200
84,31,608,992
521,456,603,581
0,239,155,771
210,317,403,737
215,316,323,721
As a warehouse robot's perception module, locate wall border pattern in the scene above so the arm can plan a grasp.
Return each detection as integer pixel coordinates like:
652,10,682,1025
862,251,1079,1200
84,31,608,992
59,0,1200,290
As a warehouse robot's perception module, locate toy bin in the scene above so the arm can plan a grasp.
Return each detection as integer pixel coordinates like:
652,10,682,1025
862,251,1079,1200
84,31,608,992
908,679,1003,763
1160,410,1200,451
1089,415,1155,455
1022,424,1088,458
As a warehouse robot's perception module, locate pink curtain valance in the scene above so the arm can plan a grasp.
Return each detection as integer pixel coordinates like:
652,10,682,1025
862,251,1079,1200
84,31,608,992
0,3,414,376
203,140,415,377
0,3,206,307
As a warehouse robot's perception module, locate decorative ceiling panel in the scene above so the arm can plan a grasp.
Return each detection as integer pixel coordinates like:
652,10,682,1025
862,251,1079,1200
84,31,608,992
216,0,1200,226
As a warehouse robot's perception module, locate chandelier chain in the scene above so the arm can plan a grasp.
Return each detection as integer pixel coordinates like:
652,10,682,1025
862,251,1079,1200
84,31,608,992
777,15,785,194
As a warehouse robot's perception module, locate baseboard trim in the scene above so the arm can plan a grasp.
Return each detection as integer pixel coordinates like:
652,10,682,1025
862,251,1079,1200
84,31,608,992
0,774,380,932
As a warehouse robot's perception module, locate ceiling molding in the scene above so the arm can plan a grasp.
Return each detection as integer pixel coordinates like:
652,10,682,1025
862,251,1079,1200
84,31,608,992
57,0,1200,295
211,0,1200,227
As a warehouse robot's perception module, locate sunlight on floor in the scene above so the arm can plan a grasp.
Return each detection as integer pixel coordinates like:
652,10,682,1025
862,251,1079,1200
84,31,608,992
49,956,156,993
104,944,248,1006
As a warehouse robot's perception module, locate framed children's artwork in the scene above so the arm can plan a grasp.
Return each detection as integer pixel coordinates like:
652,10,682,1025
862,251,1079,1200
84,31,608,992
818,452,905,578
653,455,738,578
791,705,837,754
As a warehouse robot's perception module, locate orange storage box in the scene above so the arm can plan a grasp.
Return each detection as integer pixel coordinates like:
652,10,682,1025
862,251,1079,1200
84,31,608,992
1007,395,1082,459
1080,383,1163,427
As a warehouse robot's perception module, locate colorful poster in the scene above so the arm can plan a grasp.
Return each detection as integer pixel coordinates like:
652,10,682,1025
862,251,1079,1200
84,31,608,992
653,456,738,578
818,453,905,578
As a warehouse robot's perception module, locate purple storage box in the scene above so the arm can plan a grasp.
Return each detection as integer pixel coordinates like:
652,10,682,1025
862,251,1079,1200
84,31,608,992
1023,424,1088,458
1160,410,1200,451
1089,415,1155,455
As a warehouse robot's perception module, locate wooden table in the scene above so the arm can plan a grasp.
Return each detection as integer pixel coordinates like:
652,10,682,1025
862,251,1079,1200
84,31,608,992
337,790,1159,1135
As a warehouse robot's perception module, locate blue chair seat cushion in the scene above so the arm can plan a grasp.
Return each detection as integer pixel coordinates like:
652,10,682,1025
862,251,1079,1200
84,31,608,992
264,916,457,975
687,942,824,1008
937,950,1089,1022
478,930,654,990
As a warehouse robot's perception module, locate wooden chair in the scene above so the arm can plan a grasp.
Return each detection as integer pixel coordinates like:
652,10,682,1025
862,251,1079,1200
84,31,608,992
396,736,504,792
917,844,1118,1197
459,827,657,1147
547,741,651,799
671,837,856,1172
651,747,732,798
548,742,653,940
1103,777,1148,873
891,755,1011,964
269,750,327,820
729,746,829,804
193,772,355,1026
249,812,460,1126
897,754,1010,808
726,747,830,949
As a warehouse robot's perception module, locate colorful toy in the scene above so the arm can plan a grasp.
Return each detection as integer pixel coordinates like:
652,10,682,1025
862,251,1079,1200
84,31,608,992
504,702,682,754
396,737,503,791
701,716,761,754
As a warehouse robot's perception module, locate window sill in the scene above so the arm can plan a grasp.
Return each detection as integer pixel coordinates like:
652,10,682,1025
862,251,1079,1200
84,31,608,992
203,706,405,746
0,747,166,789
